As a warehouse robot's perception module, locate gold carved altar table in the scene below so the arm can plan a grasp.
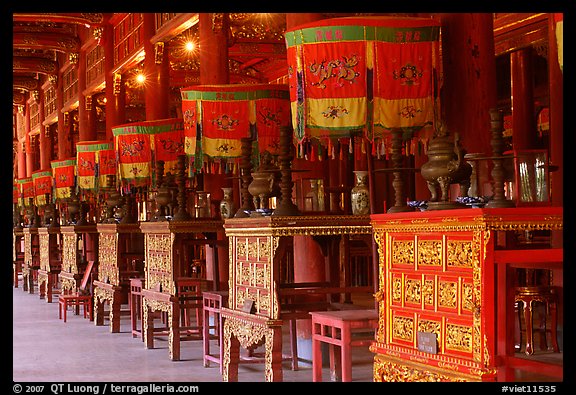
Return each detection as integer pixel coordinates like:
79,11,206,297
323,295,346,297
370,207,563,382
139,219,224,361
221,215,373,382
22,227,39,293
37,226,62,302
59,224,99,294
93,223,144,333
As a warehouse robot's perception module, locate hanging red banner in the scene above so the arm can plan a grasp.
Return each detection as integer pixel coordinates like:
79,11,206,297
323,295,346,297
51,158,76,200
17,177,34,205
32,170,53,206
76,140,113,191
113,118,183,189
285,16,440,153
97,148,117,187
181,84,290,172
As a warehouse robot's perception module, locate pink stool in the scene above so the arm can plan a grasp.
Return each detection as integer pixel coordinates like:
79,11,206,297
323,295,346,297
310,309,378,382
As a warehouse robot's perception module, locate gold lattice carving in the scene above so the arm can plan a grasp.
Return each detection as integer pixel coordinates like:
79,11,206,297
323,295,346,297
392,277,402,303
62,234,77,273
145,234,173,293
438,281,457,308
422,279,435,305
405,279,421,304
446,323,473,353
259,239,270,259
417,240,442,266
392,240,414,266
39,234,49,271
98,233,119,285
447,240,474,267
373,356,469,382
236,238,247,260
24,233,32,266
247,240,258,260
462,283,474,312
392,315,413,342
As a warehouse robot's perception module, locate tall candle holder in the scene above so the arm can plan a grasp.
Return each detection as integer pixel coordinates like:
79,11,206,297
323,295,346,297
486,108,515,208
387,128,413,213
272,126,300,216
173,154,192,221
234,137,255,218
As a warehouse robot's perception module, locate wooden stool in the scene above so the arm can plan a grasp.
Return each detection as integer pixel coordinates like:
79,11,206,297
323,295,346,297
515,286,559,355
202,290,228,373
310,309,378,382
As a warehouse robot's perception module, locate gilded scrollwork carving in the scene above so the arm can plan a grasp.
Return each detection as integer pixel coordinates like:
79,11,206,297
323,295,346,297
405,279,421,304
417,239,442,266
392,240,414,266
438,281,457,309
447,240,474,267
98,233,119,285
445,323,473,353
39,235,49,271
392,315,413,342
373,355,469,382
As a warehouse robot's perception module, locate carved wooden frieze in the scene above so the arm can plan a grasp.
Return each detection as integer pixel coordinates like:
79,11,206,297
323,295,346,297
232,236,274,318
98,233,119,285
39,233,50,271
62,233,78,274
144,233,174,294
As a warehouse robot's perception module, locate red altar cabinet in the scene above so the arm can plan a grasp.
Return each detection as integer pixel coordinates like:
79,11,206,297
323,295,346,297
221,215,373,382
59,224,99,294
13,228,24,288
22,227,40,293
93,223,144,333
37,226,62,302
139,219,224,361
370,207,563,382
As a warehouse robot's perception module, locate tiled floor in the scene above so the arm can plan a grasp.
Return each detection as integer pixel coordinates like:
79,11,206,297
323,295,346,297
12,282,565,385
12,284,375,383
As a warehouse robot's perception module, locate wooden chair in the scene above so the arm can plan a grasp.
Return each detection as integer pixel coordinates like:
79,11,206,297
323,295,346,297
58,261,95,323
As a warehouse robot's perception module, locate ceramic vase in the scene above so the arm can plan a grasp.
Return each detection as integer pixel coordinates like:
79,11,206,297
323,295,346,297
351,170,370,215
219,187,235,219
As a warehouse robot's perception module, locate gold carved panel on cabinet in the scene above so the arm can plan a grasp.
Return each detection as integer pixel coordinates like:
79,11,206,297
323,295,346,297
39,234,50,271
62,234,78,273
232,236,274,318
386,231,480,360
145,233,174,294
98,233,119,285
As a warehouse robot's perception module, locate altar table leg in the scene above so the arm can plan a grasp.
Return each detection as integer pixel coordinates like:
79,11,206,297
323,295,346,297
144,303,155,350
170,302,180,361
266,327,284,382
223,324,240,382
110,291,121,333
95,296,105,326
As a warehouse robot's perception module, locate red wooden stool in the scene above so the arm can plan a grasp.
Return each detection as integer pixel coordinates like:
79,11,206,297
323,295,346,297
515,286,559,355
310,309,378,382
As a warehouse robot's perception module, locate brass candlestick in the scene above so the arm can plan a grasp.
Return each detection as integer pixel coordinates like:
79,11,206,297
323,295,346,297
273,126,300,216
388,128,412,213
173,154,192,221
234,137,255,218
486,108,515,208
